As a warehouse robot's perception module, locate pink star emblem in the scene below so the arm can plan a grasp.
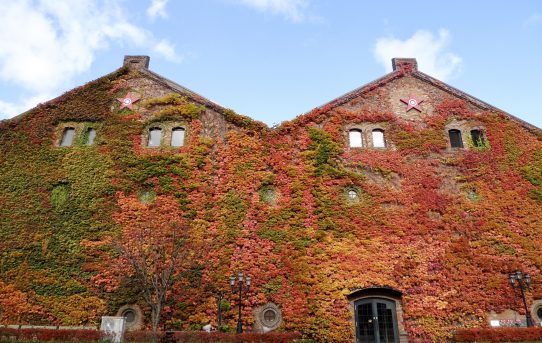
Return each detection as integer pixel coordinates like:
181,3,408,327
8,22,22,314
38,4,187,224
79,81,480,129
117,92,140,110
400,94,424,112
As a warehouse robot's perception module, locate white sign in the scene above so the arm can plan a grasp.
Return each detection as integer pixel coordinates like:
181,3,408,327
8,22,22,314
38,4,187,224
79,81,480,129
100,316,125,343
490,320,500,327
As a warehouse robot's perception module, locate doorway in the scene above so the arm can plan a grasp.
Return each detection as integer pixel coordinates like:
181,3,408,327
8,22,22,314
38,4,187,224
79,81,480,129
355,298,399,343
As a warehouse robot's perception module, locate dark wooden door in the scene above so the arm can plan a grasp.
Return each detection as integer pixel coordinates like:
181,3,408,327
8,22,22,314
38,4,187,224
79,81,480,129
355,298,399,343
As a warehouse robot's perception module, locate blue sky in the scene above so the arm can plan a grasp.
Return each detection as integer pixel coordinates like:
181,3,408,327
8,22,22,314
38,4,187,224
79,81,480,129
0,0,541,128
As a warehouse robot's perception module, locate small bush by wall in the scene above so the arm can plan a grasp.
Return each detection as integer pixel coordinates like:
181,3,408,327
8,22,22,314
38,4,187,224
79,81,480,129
454,327,542,342
0,328,302,342
175,332,302,343
127,331,303,343
0,327,101,341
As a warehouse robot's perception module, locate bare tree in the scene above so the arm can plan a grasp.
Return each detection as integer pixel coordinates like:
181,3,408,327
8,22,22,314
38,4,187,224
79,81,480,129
119,221,189,332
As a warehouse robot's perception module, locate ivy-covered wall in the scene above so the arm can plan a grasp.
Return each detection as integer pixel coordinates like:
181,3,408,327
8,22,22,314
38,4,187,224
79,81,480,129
0,61,541,342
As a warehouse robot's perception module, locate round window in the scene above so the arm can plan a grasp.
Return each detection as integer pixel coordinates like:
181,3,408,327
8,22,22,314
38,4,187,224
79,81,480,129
116,304,142,331
537,307,542,321
263,309,277,324
256,303,282,332
123,309,136,323
260,307,280,328
348,190,358,199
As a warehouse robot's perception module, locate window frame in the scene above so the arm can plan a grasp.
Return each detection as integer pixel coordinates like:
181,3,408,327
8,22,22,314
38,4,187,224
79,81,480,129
371,128,386,148
85,128,97,146
348,129,364,148
448,129,464,149
59,127,76,147
147,127,163,148
170,127,186,147
470,129,485,148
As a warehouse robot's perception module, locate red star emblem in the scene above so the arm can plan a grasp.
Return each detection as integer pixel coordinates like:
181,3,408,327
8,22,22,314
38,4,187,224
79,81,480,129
117,92,140,110
400,94,424,112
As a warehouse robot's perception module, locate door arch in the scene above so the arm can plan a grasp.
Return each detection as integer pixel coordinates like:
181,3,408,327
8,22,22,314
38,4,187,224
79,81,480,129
355,298,399,343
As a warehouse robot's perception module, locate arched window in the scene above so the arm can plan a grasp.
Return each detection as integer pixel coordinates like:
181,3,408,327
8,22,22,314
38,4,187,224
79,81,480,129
170,127,185,147
60,127,75,147
470,129,485,147
372,129,385,148
147,127,162,147
448,129,463,148
349,129,363,148
86,128,96,145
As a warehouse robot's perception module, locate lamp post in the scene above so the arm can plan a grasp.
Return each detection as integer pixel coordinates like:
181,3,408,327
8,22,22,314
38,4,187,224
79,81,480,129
230,272,251,333
508,270,533,327
215,292,224,329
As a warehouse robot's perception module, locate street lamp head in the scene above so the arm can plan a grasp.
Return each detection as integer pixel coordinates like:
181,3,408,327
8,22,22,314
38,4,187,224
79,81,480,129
230,275,236,287
246,275,251,289
525,274,532,287
238,272,243,282
509,273,517,287
516,270,523,280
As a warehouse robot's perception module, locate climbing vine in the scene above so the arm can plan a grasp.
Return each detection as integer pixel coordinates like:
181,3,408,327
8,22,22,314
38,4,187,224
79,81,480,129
0,68,541,342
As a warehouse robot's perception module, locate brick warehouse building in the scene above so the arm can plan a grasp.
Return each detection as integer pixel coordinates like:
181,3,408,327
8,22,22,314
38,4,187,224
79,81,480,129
1,55,542,342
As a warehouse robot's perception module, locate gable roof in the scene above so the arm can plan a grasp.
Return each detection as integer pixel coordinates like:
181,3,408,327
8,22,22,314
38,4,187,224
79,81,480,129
308,58,541,134
1,56,267,132
129,56,228,114
122,56,268,132
2,56,540,135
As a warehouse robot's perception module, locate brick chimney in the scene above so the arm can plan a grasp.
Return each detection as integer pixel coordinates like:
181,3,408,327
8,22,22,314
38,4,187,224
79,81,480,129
123,55,150,70
392,58,417,72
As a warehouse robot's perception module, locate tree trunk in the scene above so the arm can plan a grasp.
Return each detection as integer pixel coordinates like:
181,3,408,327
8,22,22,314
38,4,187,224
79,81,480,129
151,303,161,332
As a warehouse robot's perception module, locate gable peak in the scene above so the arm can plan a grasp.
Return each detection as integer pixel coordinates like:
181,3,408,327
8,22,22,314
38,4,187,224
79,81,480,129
392,58,418,73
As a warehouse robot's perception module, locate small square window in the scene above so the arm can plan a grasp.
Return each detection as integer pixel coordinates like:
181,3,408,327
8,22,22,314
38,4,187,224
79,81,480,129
349,129,363,148
372,129,385,148
148,128,162,147
171,127,185,147
86,128,97,145
448,129,463,148
60,127,75,147
470,129,485,147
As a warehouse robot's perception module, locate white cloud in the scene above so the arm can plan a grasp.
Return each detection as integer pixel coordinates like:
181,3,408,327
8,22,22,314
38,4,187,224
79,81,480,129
524,13,542,27
0,0,180,119
0,93,52,119
0,100,23,119
373,29,462,81
153,39,182,63
147,0,169,20
235,0,308,22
